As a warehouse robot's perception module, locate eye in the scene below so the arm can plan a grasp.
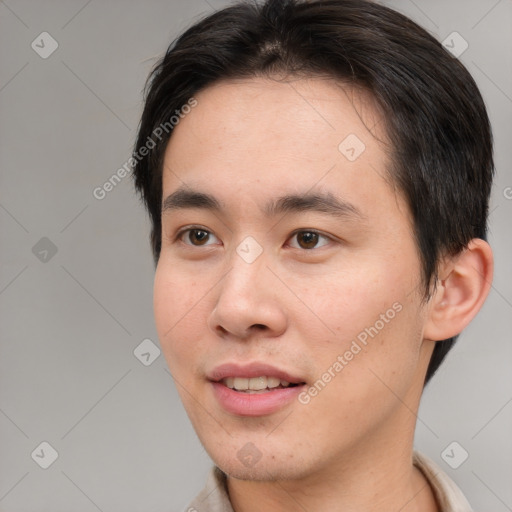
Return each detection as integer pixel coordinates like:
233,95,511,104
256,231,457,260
177,227,220,246
288,230,331,250
175,227,332,250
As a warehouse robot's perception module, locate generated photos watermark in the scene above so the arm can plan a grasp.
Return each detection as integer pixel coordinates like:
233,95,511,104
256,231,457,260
92,97,198,200
298,301,403,404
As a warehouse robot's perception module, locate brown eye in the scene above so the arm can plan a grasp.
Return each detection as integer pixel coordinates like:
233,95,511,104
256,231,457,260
290,231,329,250
180,228,218,246
297,231,318,249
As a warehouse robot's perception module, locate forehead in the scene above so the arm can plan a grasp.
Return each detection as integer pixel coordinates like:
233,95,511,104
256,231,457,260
161,76,397,217
167,75,386,158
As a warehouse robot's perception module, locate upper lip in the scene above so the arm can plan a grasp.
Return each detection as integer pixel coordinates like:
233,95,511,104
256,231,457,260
208,362,306,384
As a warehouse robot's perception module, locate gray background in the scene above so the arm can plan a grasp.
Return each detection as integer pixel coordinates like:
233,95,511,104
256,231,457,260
0,0,510,510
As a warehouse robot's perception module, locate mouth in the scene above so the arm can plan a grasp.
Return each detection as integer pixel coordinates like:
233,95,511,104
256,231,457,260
207,362,307,416
220,376,303,394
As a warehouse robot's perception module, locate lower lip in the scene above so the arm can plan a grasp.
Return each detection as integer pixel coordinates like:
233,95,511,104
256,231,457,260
210,382,305,416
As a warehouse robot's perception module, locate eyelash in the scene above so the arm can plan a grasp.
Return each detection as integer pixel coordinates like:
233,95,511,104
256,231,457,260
174,226,333,251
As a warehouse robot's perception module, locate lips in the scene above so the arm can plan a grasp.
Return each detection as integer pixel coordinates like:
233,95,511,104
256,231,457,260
208,362,305,387
208,362,307,416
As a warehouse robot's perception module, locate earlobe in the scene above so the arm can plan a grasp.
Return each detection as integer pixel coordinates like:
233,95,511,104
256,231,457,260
423,239,494,342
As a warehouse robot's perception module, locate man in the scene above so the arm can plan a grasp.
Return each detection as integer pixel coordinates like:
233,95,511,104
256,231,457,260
132,0,494,510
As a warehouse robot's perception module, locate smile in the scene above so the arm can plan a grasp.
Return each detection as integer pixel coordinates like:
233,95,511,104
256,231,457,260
208,363,307,416
221,376,299,393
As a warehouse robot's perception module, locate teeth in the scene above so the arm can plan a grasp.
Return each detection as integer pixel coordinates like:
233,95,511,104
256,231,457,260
267,377,281,389
233,377,249,390
223,376,293,391
248,376,266,390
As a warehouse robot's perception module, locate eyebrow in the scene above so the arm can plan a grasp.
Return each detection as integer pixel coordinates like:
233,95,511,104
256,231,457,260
161,186,366,221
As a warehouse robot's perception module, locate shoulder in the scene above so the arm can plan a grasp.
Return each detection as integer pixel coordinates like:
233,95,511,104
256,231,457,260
184,466,233,512
413,451,473,512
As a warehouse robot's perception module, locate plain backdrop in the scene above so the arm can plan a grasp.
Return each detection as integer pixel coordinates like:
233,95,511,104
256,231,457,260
0,0,511,511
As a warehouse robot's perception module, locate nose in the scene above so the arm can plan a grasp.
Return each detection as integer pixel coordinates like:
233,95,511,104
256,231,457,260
207,249,288,341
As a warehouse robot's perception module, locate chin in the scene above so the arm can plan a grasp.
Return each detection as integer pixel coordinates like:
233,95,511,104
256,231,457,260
217,459,306,481
204,442,312,482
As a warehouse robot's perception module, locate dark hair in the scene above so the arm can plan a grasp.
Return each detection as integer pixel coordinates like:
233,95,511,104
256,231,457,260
132,0,494,384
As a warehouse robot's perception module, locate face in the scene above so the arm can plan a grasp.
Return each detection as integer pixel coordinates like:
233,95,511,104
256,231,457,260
154,76,435,481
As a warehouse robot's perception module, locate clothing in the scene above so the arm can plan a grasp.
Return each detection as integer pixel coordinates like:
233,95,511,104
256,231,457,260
185,451,473,511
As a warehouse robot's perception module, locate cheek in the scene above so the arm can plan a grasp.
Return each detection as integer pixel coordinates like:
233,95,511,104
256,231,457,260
297,299,425,443
153,261,208,375
294,263,408,349
298,260,425,391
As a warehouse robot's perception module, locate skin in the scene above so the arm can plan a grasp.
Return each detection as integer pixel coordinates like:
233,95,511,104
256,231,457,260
153,76,493,511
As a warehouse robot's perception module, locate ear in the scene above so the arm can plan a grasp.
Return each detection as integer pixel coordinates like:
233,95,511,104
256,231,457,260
423,238,494,341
